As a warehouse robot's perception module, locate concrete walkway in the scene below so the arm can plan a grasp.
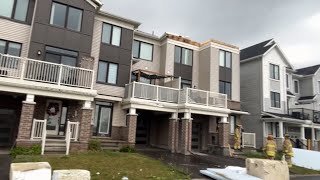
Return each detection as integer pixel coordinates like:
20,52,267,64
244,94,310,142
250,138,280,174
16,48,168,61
137,148,245,179
0,149,10,180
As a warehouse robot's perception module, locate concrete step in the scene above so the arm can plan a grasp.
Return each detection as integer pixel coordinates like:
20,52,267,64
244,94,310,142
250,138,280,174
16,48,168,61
45,143,66,147
45,146,66,152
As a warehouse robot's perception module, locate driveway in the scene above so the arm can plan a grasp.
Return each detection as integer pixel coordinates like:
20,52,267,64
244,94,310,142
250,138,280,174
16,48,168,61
137,148,245,179
0,149,11,180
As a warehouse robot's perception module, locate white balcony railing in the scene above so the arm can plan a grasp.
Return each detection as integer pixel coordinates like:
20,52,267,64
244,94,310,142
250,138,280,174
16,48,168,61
0,53,94,89
125,82,227,108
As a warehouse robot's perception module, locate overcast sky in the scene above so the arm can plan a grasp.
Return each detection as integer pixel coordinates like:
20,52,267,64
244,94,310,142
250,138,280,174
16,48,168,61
101,0,320,69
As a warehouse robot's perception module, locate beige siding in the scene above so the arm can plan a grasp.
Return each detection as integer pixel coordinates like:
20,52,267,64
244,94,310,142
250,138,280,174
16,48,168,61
112,102,126,127
0,19,31,57
231,53,240,101
132,44,161,73
91,19,125,97
210,47,219,93
192,51,199,88
198,48,211,91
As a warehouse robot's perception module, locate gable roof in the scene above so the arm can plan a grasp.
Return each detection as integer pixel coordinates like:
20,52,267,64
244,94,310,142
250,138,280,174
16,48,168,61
296,64,320,76
240,39,274,61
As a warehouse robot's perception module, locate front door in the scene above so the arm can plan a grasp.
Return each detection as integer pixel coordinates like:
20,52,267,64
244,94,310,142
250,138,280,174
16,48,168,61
192,122,201,151
45,100,62,135
93,102,113,136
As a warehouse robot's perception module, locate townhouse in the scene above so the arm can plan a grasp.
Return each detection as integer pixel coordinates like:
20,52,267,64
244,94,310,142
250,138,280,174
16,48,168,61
240,39,320,150
0,0,249,155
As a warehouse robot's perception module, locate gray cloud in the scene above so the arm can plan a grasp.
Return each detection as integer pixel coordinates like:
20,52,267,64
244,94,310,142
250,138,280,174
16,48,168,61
101,0,320,68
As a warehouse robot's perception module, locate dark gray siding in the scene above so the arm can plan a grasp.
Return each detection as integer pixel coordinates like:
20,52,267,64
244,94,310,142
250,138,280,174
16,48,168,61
28,0,95,65
174,63,193,80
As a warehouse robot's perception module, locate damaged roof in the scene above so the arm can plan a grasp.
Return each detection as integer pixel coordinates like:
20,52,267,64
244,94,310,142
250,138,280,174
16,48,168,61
240,39,274,61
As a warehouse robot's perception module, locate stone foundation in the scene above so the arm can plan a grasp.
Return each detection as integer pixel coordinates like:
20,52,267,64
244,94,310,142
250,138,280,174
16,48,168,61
123,115,137,144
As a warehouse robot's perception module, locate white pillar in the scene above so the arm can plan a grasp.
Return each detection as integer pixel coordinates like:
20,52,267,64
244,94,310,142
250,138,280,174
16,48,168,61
171,112,178,119
128,108,137,115
220,117,228,123
300,126,305,139
279,121,284,138
312,127,316,141
262,121,266,137
183,112,191,119
25,94,35,103
83,100,92,109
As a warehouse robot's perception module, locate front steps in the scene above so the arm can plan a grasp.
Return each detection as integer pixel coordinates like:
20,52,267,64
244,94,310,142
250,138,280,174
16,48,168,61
92,137,128,151
44,136,67,155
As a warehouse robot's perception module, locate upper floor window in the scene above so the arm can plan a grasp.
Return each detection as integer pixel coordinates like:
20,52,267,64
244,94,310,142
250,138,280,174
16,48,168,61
102,23,121,46
97,61,118,84
174,46,193,66
0,40,22,56
270,64,280,80
286,74,289,88
45,46,78,67
0,0,29,22
219,50,232,68
294,80,299,94
219,81,231,99
133,40,153,61
271,91,281,108
50,2,83,32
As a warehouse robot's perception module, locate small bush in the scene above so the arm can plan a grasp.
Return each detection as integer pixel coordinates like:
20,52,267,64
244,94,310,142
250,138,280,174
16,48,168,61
119,145,136,153
88,139,102,151
10,145,41,158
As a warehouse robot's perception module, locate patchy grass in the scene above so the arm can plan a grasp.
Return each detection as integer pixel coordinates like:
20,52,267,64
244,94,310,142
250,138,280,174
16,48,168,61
243,151,283,160
13,151,190,180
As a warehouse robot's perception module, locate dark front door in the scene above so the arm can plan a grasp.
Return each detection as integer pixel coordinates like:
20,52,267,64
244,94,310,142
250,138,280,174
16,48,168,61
192,122,201,151
0,109,16,147
93,102,113,137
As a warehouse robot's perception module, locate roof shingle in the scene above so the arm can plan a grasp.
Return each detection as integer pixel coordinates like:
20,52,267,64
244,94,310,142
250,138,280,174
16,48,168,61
240,39,274,61
296,65,320,76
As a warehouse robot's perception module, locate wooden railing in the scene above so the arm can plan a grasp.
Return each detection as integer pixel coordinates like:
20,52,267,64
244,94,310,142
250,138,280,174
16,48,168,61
41,119,47,155
0,53,94,89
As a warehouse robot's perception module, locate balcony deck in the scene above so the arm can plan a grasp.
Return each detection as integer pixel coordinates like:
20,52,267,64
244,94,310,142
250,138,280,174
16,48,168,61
289,108,320,124
0,53,96,100
123,81,229,115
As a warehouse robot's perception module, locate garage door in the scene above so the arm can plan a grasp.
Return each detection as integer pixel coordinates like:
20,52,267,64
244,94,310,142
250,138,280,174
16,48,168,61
0,109,16,147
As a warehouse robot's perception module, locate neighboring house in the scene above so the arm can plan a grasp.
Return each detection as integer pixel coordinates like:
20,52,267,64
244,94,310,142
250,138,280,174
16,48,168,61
240,39,320,150
0,0,248,155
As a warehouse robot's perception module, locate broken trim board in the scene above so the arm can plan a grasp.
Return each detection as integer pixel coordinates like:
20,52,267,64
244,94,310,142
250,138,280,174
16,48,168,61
200,166,262,180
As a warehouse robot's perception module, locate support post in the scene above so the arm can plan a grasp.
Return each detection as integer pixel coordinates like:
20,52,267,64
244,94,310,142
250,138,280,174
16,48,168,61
218,117,230,156
168,112,178,153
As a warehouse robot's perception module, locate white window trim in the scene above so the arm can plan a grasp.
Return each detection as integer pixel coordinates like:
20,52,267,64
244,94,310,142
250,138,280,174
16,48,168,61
294,80,300,94
286,74,290,89
318,80,320,94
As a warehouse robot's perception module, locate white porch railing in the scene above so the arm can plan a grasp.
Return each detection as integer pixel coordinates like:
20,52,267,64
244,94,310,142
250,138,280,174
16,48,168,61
0,53,94,89
242,132,256,148
41,119,47,155
182,88,227,108
31,119,46,140
66,121,80,141
65,122,71,156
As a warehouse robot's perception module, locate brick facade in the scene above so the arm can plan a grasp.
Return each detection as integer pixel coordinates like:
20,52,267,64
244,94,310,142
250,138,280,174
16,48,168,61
179,119,192,155
168,119,177,153
123,115,137,144
79,108,93,142
218,122,230,148
16,102,36,142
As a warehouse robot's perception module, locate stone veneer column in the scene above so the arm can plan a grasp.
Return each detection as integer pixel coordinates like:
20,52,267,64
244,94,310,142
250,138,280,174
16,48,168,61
180,118,192,155
124,108,138,145
168,118,178,153
17,95,36,145
218,117,230,151
79,108,93,142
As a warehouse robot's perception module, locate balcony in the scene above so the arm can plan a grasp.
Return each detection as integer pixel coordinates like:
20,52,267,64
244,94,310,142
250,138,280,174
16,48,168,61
124,81,227,109
0,53,94,89
289,108,320,123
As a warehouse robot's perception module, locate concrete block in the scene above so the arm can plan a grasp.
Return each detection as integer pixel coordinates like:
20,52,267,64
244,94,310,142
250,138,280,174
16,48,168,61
246,158,289,180
10,162,51,180
52,169,90,180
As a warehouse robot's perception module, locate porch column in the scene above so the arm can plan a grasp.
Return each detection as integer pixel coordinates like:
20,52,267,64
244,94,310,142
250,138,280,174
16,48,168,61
312,126,316,150
278,121,284,138
78,101,93,143
218,117,230,154
300,126,307,149
125,108,138,144
180,112,192,155
16,95,36,146
168,112,178,153
262,121,266,137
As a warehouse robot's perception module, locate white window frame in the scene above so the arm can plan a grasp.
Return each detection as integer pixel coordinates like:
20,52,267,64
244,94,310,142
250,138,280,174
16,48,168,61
318,81,320,94
286,74,289,89
294,80,299,94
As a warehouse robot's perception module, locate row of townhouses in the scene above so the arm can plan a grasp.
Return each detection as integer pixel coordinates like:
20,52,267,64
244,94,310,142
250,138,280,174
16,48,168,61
0,0,319,155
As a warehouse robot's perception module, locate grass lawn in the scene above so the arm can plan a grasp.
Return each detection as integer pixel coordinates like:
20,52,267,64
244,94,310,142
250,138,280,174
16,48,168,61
243,151,320,175
13,151,190,180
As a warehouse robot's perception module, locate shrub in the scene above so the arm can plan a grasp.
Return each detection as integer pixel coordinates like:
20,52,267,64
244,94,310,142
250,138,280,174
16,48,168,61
10,145,41,158
88,139,102,151
119,145,136,153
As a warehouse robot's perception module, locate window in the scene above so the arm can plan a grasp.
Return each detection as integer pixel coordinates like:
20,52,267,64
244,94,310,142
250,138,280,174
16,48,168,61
230,116,236,134
318,81,320,94
270,64,280,80
0,0,29,22
219,50,232,68
219,81,232,99
0,40,22,68
45,46,78,66
266,122,274,136
271,92,281,108
93,102,113,136
286,74,289,88
181,79,192,89
97,61,118,84
133,40,153,61
294,80,299,93
50,2,83,31
102,23,122,46
174,46,193,66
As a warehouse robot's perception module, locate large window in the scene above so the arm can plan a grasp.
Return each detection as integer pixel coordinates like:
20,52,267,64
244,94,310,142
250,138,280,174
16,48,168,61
0,40,22,56
50,2,83,31
102,23,122,46
133,40,153,61
219,81,232,99
271,91,281,108
294,80,299,93
286,74,289,88
219,50,232,68
97,61,118,84
45,46,78,66
270,64,280,80
0,0,29,22
174,46,193,66
229,115,236,134
93,102,113,136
